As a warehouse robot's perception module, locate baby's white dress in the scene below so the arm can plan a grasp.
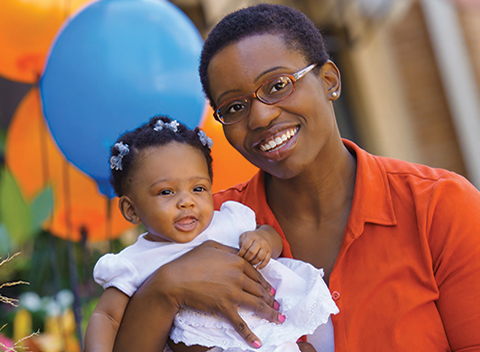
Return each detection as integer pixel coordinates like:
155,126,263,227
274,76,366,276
94,201,339,352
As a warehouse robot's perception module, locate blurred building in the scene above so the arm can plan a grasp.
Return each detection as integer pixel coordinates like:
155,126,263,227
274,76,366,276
170,0,480,188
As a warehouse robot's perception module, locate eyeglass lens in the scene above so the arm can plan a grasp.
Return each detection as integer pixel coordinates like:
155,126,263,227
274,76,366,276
218,75,295,124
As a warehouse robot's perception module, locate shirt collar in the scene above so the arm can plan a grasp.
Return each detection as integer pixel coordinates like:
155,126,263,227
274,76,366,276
343,139,397,238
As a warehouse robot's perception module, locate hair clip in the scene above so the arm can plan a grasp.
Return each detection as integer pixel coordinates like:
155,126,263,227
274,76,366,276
197,130,213,149
110,141,130,171
154,119,179,132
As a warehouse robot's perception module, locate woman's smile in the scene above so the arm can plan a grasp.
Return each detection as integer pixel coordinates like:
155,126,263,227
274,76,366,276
252,125,300,163
257,126,299,152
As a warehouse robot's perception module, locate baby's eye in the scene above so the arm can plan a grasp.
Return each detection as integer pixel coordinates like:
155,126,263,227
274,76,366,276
193,186,206,193
160,189,173,196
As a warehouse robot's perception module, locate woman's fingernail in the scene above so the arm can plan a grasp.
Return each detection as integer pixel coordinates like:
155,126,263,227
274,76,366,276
278,314,286,323
270,287,276,296
253,340,262,348
274,301,280,310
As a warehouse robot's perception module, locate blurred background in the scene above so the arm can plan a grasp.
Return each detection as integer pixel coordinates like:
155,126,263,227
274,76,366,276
1,0,479,350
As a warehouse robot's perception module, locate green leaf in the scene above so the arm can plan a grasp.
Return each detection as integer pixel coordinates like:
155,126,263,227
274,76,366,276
30,185,54,232
0,128,6,155
0,168,32,245
0,223,11,256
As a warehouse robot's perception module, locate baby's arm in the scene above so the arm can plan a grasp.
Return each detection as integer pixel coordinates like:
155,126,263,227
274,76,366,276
238,225,283,269
84,287,130,352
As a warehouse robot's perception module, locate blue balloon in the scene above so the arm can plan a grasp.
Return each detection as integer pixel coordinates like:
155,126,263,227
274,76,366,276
40,0,205,198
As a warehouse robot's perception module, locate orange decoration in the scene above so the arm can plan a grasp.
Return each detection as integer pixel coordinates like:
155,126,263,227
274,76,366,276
0,0,94,83
5,87,134,242
200,107,259,193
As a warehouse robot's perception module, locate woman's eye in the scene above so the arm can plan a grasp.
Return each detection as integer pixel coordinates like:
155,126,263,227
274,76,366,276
267,77,291,94
226,101,247,115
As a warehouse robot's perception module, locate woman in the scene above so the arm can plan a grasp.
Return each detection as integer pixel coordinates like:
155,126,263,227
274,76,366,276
112,4,480,351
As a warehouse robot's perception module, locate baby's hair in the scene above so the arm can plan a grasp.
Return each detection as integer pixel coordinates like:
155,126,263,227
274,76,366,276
199,3,330,106
109,115,213,197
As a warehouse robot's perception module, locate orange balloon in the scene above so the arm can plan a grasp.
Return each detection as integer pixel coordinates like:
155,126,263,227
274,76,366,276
0,0,95,83
5,87,134,242
200,107,259,193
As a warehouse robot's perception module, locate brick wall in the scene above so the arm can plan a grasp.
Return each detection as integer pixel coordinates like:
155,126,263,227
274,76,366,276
388,2,467,176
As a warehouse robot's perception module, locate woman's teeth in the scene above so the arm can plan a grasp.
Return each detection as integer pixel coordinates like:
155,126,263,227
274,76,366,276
259,128,298,152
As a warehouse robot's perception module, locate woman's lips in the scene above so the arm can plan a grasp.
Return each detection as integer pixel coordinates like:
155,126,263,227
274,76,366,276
258,127,299,152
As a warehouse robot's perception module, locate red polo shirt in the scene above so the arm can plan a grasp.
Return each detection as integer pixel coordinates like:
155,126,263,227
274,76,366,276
213,139,480,351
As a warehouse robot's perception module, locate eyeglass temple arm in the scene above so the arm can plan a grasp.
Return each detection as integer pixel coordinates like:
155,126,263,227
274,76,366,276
293,63,318,80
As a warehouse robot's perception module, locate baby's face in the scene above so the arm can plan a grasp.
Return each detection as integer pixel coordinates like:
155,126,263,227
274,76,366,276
126,141,214,243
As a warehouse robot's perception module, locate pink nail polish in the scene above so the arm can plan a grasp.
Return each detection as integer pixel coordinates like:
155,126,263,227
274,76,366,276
274,301,280,310
278,314,286,323
253,341,262,348
270,287,276,295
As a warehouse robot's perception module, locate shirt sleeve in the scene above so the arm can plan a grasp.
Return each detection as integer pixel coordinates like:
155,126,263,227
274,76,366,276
219,201,257,232
93,253,142,297
428,174,480,350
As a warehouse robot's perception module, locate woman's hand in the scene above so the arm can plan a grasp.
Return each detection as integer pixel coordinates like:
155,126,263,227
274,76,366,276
114,240,282,351
161,240,283,348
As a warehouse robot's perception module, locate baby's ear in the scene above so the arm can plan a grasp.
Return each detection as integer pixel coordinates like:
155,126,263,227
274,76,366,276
118,196,141,224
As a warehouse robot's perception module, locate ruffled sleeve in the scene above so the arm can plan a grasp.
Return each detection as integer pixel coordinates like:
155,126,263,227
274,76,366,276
219,201,257,231
93,253,141,297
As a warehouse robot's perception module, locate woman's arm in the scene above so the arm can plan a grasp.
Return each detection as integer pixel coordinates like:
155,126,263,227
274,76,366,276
84,288,129,352
113,241,282,352
428,177,480,350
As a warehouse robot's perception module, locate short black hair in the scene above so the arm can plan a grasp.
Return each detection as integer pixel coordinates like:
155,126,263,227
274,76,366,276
109,115,213,197
199,3,330,107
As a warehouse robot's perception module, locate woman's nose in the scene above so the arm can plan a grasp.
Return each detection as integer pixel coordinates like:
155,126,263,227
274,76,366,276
246,99,280,130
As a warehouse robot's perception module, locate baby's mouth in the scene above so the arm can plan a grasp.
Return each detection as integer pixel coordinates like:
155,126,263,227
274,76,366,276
258,127,299,152
174,216,198,232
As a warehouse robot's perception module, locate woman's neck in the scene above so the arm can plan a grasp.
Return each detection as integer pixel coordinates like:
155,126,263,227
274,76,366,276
265,139,357,281
265,140,357,225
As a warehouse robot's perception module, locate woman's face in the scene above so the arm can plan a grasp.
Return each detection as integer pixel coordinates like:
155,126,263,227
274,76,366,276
207,34,340,180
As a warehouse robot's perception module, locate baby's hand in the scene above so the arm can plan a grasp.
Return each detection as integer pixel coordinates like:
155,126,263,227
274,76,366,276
238,231,272,269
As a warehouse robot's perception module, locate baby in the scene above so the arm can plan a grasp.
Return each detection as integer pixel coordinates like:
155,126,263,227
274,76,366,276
84,115,338,352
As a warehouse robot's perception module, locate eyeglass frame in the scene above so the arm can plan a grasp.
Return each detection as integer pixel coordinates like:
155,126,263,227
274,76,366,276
213,63,319,126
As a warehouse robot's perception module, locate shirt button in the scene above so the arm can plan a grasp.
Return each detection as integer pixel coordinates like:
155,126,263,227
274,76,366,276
331,291,341,301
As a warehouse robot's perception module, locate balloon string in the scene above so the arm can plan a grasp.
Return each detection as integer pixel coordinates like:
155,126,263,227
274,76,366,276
62,158,73,240
38,90,53,226
62,158,85,349
39,88,69,346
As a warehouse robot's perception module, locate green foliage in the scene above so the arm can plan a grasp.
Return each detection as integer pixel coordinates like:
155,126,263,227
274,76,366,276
0,128,6,156
0,167,53,254
0,169,32,247
0,223,11,255
30,186,55,234
0,163,133,346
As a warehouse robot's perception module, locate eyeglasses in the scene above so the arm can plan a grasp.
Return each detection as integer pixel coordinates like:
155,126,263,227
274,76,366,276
213,63,318,125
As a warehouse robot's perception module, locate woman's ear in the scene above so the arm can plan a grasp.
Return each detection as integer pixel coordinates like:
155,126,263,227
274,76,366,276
321,60,341,101
118,196,141,224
